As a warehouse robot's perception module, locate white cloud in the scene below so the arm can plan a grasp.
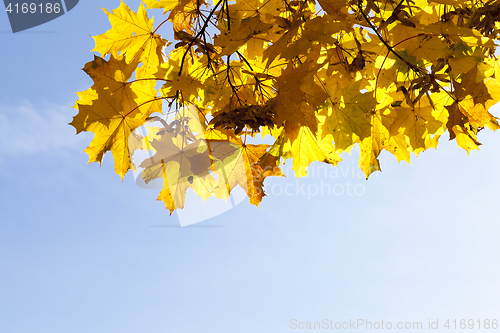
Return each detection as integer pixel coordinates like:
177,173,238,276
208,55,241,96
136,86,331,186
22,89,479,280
0,101,88,155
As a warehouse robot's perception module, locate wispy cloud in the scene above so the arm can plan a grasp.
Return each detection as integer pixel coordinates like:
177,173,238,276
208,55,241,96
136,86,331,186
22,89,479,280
0,101,88,155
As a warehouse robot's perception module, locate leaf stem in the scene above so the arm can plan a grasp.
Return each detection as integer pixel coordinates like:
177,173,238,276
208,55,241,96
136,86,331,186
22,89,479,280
153,19,169,34
126,78,170,85
124,96,175,118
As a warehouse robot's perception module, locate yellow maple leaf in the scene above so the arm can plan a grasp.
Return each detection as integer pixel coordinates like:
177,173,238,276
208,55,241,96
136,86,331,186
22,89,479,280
317,80,375,150
480,57,500,81
167,0,203,33
454,126,481,153
263,20,302,67
214,15,273,57
388,99,444,153
92,1,168,79
143,0,178,13
448,56,479,77
404,36,452,62
444,101,482,153
205,130,283,206
140,132,217,214
228,0,283,21
358,119,385,179
317,0,350,19
160,48,209,103
71,55,161,179
271,48,328,141
282,126,341,178
454,67,500,130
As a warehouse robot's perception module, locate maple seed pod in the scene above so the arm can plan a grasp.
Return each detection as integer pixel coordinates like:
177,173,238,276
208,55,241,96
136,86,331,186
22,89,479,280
210,105,275,135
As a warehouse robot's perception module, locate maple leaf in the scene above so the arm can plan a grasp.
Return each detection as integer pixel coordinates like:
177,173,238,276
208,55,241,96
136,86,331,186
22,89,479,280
159,48,208,103
143,0,178,13
167,0,204,33
140,132,217,214
92,1,168,79
445,100,482,153
214,15,273,57
283,127,341,178
358,117,386,179
388,100,444,153
317,80,376,150
131,106,219,213
453,66,500,130
318,0,349,20
205,130,283,206
71,55,161,178
271,47,328,141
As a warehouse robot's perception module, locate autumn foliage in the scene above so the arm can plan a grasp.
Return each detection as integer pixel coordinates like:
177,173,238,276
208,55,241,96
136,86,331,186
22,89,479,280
72,0,500,213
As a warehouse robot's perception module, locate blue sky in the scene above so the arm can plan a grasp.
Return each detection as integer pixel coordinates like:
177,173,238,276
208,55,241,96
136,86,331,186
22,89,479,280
1,1,499,332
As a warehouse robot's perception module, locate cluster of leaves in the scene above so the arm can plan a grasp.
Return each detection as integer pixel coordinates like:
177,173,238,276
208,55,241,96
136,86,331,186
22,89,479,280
72,0,500,213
